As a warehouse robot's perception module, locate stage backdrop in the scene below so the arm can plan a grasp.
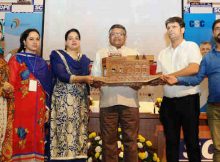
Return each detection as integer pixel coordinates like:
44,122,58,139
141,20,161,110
42,0,182,61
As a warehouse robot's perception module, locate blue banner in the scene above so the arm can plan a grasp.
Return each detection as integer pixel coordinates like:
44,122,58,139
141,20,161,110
184,13,216,45
4,13,42,36
4,13,43,54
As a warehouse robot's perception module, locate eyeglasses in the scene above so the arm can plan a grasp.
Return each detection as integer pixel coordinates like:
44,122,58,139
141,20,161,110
110,32,125,37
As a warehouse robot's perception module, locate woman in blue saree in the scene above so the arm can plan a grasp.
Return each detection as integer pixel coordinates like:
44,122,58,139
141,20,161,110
49,28,93,162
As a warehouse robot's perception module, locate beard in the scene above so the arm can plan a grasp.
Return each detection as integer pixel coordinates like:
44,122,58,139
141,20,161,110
214,34,220,43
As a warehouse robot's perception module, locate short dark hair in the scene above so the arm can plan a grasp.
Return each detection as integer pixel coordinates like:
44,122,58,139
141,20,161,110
200,41,211,46
212,19,220,31
109,24,126,35
165,16,185,28
65,28,81,41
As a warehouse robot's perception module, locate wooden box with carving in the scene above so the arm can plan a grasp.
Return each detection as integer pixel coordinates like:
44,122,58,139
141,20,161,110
94,55,160,85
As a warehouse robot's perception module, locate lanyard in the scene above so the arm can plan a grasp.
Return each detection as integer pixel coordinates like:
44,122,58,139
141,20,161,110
26,54,37,74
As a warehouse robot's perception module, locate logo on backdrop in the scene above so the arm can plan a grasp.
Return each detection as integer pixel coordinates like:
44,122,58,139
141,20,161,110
189,20,205,27
179,139,214,161
34,5,43,12
0,5,11,12
10,18,20,29
213,7,220,14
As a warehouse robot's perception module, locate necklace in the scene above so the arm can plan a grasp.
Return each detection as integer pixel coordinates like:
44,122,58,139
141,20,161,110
66,50,81,61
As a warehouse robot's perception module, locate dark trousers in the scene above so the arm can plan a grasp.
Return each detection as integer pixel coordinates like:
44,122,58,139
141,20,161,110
160,94,201,162
100,105,139,162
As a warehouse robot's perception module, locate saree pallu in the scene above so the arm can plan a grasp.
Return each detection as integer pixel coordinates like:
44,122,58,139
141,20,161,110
1,54,50,162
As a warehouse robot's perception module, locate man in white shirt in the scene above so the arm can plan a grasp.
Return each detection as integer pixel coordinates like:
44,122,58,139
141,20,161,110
91,24,139,162
156,17,202,162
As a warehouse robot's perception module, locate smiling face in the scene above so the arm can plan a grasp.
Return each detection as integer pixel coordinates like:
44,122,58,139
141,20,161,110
23,31,40,54
65,31,80,52
109,28,126,49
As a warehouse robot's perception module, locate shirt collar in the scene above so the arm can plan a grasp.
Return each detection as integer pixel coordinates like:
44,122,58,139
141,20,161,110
212,46,220,55
168,39,186,50
109,45,126,51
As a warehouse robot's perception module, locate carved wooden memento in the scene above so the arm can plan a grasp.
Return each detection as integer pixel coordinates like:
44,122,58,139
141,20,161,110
95,55,159,85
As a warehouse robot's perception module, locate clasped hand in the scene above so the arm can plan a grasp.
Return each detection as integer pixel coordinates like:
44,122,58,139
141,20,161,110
161,75,178,85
